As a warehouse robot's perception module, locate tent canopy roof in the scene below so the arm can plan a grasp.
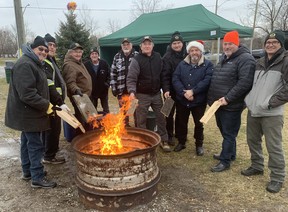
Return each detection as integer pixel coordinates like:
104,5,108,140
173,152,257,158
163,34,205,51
99,4,253,47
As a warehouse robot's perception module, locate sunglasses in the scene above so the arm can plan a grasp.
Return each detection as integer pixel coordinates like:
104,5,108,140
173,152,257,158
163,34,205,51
38,47,49,53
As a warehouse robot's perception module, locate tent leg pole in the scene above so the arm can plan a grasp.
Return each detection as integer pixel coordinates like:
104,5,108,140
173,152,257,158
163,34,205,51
217,37,220,64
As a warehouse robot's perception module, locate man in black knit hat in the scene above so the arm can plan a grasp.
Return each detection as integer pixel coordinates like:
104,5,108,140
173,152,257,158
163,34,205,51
162,31,186,147
42,33,70,165
242,30,288,193
5,36,57,188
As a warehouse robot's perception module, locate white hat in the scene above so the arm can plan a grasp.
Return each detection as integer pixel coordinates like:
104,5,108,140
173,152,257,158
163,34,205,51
186,41,204,53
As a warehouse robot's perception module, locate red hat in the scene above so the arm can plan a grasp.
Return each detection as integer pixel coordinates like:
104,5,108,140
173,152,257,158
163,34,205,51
223,31,239,46
197,40,204,45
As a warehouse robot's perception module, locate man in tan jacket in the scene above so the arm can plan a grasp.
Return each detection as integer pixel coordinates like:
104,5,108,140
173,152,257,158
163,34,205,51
62,43,92,132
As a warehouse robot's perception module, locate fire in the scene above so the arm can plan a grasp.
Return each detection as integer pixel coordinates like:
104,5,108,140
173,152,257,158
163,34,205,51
88,95,132,155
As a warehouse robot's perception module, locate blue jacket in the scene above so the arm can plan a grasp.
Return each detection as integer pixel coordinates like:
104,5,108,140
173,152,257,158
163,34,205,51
172,55,213,108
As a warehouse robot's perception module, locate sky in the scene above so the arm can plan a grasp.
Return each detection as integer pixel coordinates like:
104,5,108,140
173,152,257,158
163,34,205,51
0,0,251,38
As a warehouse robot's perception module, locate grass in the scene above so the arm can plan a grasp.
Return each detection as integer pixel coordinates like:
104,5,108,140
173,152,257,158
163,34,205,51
1,76,288,210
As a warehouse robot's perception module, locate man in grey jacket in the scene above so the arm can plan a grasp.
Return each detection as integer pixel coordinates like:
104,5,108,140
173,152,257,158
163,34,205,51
242,30,288,193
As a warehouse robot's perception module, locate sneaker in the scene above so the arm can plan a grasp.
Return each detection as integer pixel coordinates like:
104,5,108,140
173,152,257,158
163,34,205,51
42,157,65,165
196,147,204,156
266,181,283,193
241,167,263,176
31,178,57,188
160,141,172,152
21,170,47,181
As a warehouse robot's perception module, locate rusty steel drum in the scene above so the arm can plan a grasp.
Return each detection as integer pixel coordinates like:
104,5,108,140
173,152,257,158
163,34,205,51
71,127,161,211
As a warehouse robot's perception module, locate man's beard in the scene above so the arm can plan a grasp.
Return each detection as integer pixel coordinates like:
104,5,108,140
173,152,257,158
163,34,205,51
191,55,199,64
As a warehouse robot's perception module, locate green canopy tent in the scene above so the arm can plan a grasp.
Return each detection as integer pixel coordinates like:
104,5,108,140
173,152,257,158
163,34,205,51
99,4,253,64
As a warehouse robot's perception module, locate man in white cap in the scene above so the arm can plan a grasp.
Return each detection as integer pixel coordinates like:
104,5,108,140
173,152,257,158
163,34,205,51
172,40,213,155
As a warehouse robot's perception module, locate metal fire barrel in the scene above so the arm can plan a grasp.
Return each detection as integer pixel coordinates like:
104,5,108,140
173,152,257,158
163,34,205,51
71,127,161,211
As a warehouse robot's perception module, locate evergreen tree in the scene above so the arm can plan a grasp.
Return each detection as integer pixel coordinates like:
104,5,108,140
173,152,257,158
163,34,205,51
55,11,91,66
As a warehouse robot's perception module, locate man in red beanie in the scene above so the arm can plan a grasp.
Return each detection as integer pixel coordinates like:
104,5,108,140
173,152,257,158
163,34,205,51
207,30,256,172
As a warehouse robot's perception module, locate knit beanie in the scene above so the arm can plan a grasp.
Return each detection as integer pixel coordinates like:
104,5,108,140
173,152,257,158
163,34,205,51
186,41,204,53
223,31,239,46
170,31,183,44
264,30,285,47
31,36,48,49
44,33,56,43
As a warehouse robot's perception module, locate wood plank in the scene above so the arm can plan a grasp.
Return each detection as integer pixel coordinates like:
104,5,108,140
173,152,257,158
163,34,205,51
56,110,86,133
72,94,98,123
200,101,221,124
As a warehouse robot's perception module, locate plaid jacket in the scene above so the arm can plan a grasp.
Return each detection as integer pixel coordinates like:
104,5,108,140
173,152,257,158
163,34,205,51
110,49,138,96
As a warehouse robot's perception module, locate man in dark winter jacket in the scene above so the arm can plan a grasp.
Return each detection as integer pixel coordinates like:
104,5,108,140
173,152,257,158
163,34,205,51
162,31,186,146
5,36,57,188
84,47,110,115
208,30,256,172
42,33,70,165
242,30,288,193
127,36,171,152
173,40,213,155
110,38,138,126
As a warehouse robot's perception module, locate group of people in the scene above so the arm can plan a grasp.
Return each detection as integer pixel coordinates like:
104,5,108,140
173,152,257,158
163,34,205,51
5,29,288,194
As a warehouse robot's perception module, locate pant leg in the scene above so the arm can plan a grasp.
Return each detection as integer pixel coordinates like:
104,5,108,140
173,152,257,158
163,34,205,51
191,105,206,147
166,104,175,138
135,93,151,129
246,111,264,171
151,92,168,141
20,132,30,175
175,102,190,145
100,95,110,114
24,131,45,181
216,109,241,166
44,115,61,160
262,116,285,182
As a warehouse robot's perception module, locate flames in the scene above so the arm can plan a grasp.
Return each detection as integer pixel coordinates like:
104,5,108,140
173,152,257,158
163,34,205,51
88,95,131,155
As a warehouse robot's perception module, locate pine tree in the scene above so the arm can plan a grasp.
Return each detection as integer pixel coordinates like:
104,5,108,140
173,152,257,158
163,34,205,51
55,11,91,66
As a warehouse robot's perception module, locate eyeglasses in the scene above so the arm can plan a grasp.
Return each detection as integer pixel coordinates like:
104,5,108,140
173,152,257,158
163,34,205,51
48,43,57,48
265,41,280,46
38,47,49,53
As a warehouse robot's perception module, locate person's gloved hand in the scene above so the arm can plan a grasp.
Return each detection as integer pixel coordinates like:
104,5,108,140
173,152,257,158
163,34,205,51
112,89,118,97
46,103,54,114
59,104,71,112
75,89,83,97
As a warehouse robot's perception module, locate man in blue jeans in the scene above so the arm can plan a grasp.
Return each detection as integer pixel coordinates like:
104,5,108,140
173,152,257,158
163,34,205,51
207,31,256,172
5,36,57,188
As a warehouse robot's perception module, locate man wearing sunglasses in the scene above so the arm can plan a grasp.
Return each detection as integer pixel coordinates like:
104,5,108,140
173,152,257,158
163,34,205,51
243,30,288,193
42,33,70,165
5,36,57,188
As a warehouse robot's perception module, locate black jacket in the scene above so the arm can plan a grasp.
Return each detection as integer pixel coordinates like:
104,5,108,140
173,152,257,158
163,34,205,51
207,45,256,111
5,45,50,132
127,51,167,95
84,59,110,98
162,46,187,98
43,57,65,106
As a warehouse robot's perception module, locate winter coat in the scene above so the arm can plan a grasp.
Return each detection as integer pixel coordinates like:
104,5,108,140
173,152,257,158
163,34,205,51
62,53,92,98
173,55,213,108
127,51,167,95
207,45,256,111
162,46,187,98
245,48,288,117
43,57,65,106
110,49,138,96
5,45,50,132
84,59,110,98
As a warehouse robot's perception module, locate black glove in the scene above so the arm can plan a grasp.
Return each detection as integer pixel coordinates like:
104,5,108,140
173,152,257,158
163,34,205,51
52,105,62,111
75,89,83,97
112,89,118,97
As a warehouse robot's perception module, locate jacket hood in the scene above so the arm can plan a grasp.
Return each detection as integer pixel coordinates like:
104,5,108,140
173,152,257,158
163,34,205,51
22,44,43,65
